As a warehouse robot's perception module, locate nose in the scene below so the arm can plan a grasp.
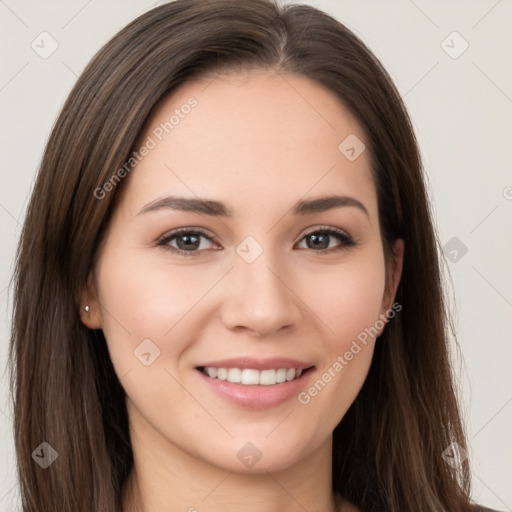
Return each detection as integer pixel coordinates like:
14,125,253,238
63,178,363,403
220,249,303,337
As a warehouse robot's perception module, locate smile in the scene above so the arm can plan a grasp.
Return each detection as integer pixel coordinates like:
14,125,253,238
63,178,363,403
199,366,311,385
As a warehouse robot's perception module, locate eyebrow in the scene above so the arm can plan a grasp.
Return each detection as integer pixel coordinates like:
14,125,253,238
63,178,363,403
137,194,370,218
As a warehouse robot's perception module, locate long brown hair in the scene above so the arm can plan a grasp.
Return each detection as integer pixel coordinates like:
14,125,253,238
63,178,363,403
9,0,475,510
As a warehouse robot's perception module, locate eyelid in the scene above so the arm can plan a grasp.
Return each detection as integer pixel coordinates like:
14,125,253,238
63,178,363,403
156,226,215,242
300,224,350,239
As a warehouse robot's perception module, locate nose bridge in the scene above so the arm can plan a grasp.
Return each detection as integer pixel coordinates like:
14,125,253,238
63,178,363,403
221,237,302,334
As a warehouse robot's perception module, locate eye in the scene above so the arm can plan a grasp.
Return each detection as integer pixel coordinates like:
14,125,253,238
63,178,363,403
156,226,356,257
296,227,356,254
156,228,219,257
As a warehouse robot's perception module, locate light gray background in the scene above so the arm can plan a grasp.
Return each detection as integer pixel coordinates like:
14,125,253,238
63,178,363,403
0,0,511,510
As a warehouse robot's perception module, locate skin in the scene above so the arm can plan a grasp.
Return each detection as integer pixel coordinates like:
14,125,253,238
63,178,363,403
81,68,404,512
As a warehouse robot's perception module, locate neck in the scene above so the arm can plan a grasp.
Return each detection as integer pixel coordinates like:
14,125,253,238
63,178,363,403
121,404,345,512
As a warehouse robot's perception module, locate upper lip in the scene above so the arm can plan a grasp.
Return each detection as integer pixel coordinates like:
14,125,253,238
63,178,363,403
196,357,315,371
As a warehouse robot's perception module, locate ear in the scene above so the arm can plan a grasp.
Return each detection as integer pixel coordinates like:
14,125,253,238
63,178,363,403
79,272,103,329
380,238,404,315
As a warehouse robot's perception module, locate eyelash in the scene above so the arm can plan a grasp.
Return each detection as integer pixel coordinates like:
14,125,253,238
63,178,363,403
156,226,357,257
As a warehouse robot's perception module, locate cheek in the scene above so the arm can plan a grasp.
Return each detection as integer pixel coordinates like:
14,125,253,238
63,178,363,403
313,253,387,348
93,251,206,420
301,252,385,414
94,245,224,371
102,267,198,334
94,252,159,354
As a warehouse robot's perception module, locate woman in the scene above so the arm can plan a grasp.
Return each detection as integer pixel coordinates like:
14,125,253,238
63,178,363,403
8,0,503,511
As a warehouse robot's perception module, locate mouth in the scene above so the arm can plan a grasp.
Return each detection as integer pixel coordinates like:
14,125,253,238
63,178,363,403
196,365,315,386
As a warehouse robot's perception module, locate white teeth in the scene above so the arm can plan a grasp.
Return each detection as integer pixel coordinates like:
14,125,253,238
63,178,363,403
259,369,276,386
276,368,287,383
202,366,307,385
227,368,242,383
241,369,260,385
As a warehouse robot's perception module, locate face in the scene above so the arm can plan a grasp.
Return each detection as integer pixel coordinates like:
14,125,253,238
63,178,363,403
81,69,403,474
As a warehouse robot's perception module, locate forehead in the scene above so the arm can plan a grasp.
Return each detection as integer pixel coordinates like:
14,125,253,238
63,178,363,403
122,69,377,220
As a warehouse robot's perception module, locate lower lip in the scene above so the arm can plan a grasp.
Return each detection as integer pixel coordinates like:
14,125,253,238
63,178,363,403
196,368,314,410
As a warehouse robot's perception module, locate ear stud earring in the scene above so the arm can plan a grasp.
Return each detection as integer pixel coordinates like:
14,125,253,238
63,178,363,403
84,305,90,312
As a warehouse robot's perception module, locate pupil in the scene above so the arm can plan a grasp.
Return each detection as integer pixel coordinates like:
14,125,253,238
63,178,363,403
178,234,199,250
309,233,328,249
